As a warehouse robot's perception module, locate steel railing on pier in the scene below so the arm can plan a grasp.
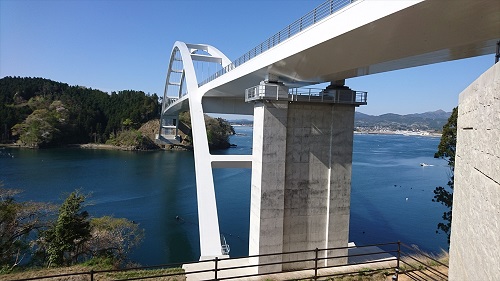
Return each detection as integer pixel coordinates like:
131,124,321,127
245,85,367,105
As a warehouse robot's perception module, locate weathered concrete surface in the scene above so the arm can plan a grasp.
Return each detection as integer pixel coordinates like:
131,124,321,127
449,62,500,280
283,103,353,269
249,100,288,273
249,100,354,273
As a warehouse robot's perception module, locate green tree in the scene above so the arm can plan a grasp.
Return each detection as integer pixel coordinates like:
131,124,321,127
122,118,134,130
85,216,144,264
205,117,235,149
178,111,235,149
432,107,457,244
11,109,59,148
44,190,91,266
1,77,161,145
0,184,54,270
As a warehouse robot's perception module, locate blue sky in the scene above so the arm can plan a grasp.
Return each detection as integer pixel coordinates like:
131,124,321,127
1,0,496,116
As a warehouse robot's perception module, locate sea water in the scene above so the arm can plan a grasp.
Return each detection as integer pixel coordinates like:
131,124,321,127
0,126,448,265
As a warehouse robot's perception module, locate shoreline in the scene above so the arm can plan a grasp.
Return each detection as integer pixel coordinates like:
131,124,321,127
354,130,441,137
75,143,191,151
0,131,441,151
0,143,188,151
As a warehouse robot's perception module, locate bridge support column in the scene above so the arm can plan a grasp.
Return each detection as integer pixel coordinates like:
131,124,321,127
249,99,355,273
249,100,288,273
283,103,354,269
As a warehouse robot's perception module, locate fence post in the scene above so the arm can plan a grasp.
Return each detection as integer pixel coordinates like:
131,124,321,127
495,40,499,63
90,269,94,281
393,241,401,281
314,248,319,280
214,257,219,281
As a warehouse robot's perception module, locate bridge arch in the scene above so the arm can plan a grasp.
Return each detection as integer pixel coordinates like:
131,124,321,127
160,41,233,259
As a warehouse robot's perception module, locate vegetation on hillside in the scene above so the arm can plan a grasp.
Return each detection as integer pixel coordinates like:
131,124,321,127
0,187,55,269
432,107,457,244
355,110,451,133
1,77,235,150
0,185,144,272
106,129,159,150
0,77,160,147
177,111,235,149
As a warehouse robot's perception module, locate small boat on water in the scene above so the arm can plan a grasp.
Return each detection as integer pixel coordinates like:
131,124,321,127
420,163,434,167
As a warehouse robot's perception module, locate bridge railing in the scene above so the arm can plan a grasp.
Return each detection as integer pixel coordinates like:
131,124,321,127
245,84,289,101
246,85,367,105
290,87,368,105
161,97,179,111
199,0,354,87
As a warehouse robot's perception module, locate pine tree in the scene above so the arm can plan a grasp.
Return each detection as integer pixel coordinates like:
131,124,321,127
432,107,457,244
44,191,90,266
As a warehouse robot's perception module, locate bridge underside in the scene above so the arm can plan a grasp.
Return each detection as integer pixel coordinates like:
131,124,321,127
199,0,499,99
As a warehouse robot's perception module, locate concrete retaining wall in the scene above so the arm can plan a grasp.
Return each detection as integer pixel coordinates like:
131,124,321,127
449,62,500,280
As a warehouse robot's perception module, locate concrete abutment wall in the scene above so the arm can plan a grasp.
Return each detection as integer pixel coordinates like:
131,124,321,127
249,101,354,273
449,62,500,280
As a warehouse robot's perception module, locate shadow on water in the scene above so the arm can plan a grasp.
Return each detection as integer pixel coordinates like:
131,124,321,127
136,150,200,265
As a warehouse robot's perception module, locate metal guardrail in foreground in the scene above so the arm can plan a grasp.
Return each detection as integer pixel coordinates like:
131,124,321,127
198,0,355,87
398,243,449,281
5,241,448,281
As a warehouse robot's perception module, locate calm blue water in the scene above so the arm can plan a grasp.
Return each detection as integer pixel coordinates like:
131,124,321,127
0,126,448,265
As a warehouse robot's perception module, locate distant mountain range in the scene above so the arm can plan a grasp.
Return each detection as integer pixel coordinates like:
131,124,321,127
229,110,451,132
355,110,451,132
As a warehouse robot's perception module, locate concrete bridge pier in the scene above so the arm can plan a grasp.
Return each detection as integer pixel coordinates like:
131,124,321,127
249,91,355,273
249,99,288,273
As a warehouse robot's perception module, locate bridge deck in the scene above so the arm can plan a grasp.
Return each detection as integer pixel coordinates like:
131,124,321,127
164,0,500,116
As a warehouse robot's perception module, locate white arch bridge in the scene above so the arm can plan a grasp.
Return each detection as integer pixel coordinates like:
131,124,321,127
158,0,500,268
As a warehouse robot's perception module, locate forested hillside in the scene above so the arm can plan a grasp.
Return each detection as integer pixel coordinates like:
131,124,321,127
1,77,235,150
1,77,160,147
177,111,235,149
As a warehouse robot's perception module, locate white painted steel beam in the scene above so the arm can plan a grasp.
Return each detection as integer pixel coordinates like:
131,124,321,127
191,54,223,64
161,41,235,260
186,43,209,51
211,155,253,169
166,42,232,259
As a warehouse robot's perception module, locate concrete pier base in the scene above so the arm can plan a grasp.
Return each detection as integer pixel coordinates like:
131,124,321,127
249,100,355,273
